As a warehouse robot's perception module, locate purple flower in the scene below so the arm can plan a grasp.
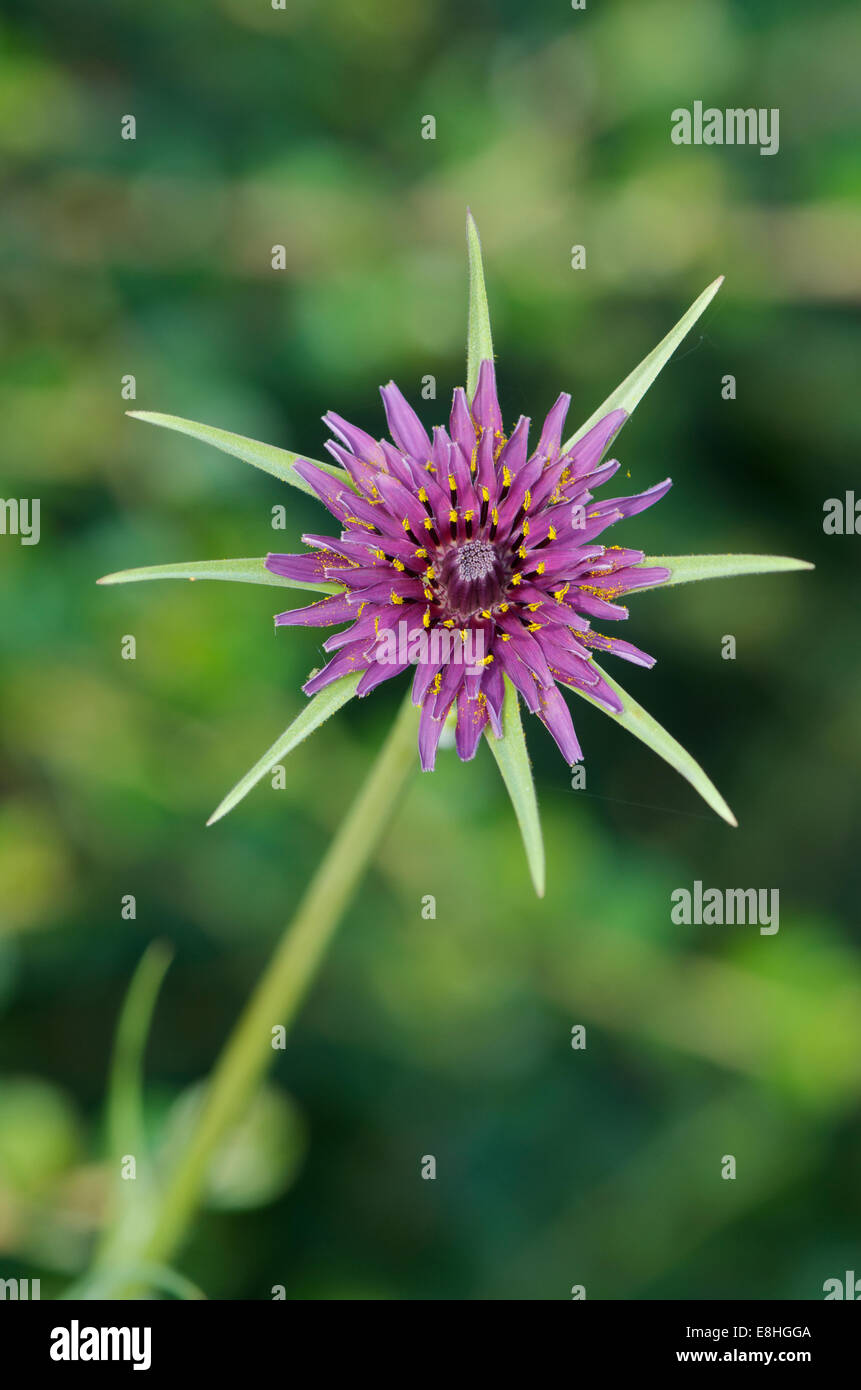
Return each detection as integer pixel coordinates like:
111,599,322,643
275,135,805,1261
266,363,671,771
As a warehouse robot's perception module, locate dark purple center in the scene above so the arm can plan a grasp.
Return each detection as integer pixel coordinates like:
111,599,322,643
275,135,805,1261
436,539,507,618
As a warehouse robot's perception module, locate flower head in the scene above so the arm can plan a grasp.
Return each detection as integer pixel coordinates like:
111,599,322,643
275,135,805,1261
266,362,671,770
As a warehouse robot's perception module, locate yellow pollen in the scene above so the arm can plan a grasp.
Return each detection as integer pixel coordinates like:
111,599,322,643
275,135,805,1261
502,467,511,488
511,572,522,586
548,525,557,540
448,474,456,491
418,487,428,503
536,562,545,574
517,545,527,559
491,508,499,525
482,486,490,502
479,654,494,666
443,619,455,628
423,610,431,628
423,517,434,530
523,490,531,510
414,547,428,558
393,558,405,571
449,509,458,524
527,622,541,632
391,591,404,605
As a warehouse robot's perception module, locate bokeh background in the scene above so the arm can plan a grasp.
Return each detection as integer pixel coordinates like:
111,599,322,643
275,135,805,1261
1,0,860,1300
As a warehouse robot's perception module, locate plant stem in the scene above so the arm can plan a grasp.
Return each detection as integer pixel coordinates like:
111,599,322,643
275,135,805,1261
145,691,419,1266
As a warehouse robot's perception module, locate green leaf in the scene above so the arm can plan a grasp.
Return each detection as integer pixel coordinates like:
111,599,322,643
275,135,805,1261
485,675,545,897
562,276,725,455
97,556,339,595
637,553,814,593
62,1262,207,1302
126,411,353,498
93,942,173,1274
466,211,494,403
571,663,737,827
207,670,364,825
107,942,173,1166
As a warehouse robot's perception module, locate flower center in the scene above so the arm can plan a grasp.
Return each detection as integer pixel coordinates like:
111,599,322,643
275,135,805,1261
436,539,507,619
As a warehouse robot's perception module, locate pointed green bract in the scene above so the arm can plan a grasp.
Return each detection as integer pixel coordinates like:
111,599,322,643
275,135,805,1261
561,276,725,456
466,211,494,403
207,670,364,826
637,553,814,592
485,675,546,897
126,411,352,498
571,663,737,827
97,556,339,595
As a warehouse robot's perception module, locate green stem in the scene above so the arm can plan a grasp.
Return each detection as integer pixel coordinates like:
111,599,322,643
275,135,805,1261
145,691,419,1266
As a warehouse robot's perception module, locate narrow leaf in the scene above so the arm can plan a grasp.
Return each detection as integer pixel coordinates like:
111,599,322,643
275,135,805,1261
97,556,339,595
466,211,494,403
562,276,725,455
485,675,546,897
207,670,363,825
571,663,737,827
126,411,352,498
62,1262,207,1302
637,553,814,593
107,941,173,1166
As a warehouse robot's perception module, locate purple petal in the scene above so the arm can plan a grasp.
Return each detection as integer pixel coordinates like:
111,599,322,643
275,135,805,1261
535,684,583,764
275,593,355,627
472,359,503,435
380,382,432,461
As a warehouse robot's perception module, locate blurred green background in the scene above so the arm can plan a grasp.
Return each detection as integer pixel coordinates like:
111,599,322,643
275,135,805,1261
1,0,860,1300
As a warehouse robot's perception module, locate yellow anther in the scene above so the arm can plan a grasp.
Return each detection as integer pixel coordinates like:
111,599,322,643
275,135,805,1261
536,561,545,575
479,654,494,666
502,467,511,488
418,487,428,503
423,609,431,628
491,508,498,525
448,474,456,492
414,547,428,558
523,490,531,510
423,517,434,530
548,525,557,541
482,486,490,502
391,591,404,605
449,509,458,524
393,559,405,571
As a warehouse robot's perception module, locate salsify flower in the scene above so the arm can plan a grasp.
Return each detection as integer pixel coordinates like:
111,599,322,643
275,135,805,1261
100,214,812,889
267,369,670,772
